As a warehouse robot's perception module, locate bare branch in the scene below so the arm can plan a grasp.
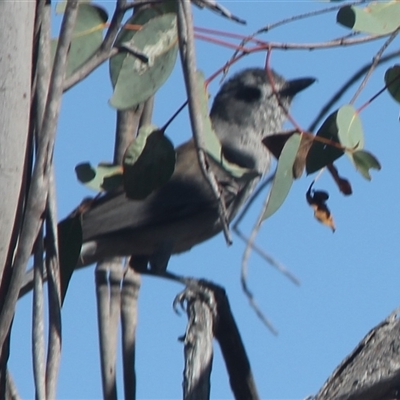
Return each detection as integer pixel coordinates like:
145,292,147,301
45,169,62,400
32,233,46,400
213,284,260,400
240,183,279,335
232,175,300,286
114,107,143,164
181,287,213,400
177,0,232,245
121,267,141,400
258,0,368,34
63,0,129,91
308,49,400,132
95,259,122,400
31,1,51,395
172,278,260,400
350,27,400,105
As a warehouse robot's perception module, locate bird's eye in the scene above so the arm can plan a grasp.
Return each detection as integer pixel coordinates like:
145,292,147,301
235,86,261,102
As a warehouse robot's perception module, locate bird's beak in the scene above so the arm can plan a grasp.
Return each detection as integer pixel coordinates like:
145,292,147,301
281,77,316,96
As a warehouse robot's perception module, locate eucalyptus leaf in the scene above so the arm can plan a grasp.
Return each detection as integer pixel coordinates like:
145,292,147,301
52,3,107,78
306,111,343,174
123,125,176,199
385,65,400,103
337,2,400,35
262,134,301,220
336,104,364,151
352,150,381,180
75,162,123,192
109,13,178,109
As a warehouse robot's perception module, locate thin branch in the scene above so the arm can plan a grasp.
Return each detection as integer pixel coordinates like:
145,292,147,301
200,32,391,71
241,187,279,335
45,169,62,400
350,27,400,105
212,284,260,400
120,0,166,11
258,0,368,34
232,175,300,286
177,0,232,246
102,0,128,51
114,107,143,163
63,0,128,91
32,233,46,400
251,34,390,53
63,48,118,91
31,1,51,397
139,96,154,127
308,49,400,132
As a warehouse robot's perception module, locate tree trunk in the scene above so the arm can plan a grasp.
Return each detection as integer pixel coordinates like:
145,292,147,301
0,1,35,277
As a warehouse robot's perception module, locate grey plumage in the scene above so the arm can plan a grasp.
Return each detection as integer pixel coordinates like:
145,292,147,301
18,68,314,297
79,68,314,271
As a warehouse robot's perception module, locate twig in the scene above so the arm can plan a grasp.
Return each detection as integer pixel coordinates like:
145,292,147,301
32,232,46,400
241,185,280,335
232,175,300,286
177,0,232,245
258,0,368,34
63,0,128,91
45,169,62,400
308,49,400,132
31,1,51,397
350,27,400,105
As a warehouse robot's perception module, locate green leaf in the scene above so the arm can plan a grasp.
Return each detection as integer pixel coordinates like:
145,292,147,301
108,4,175,88
109,13,178,110
337,2,400,35
195,71,259,180
352,150,381,180
262,134,301,220
58,215,83,304
385,65,400,103
337,104,364,151
306,105,364,174
52,3,107,78
123,125,176,199
75,162,123,192
306,111,344,174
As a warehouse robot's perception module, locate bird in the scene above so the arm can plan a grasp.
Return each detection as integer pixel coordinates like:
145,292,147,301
20,67,314,295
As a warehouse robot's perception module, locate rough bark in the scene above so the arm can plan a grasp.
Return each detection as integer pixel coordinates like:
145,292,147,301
314,308,400,400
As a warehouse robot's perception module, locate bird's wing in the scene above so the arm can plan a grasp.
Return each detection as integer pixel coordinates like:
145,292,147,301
80,140,243,243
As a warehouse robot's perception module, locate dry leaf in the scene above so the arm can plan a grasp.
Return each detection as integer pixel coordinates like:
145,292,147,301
306,182,336,232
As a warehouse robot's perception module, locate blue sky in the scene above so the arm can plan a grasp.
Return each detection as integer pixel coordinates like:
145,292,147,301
10,1,400,399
